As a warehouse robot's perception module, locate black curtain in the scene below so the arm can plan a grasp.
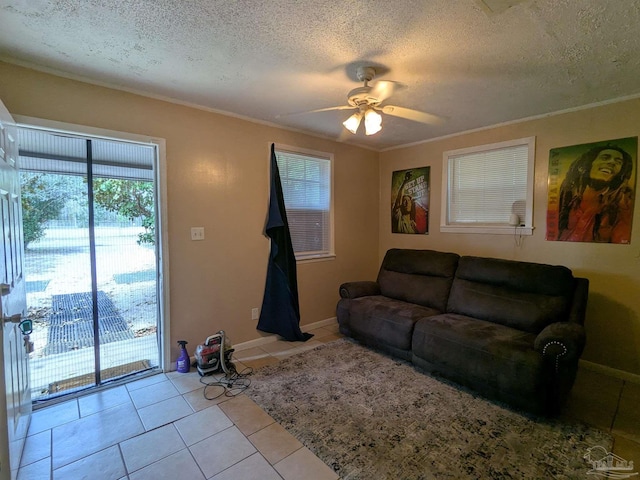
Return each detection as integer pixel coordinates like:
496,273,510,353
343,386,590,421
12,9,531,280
257,144,313,342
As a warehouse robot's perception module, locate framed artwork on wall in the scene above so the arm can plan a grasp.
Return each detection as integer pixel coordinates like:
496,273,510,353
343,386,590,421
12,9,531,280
391,167,430,234
546,136,637,244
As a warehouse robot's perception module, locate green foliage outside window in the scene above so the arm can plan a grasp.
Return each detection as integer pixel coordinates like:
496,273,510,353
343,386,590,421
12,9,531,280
20,172,155,248
92,178,155,245
20,172,76,247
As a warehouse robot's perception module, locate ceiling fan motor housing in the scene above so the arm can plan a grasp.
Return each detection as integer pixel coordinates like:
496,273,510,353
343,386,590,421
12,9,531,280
356,66,376,82
348,66,385,107
347,86,382,107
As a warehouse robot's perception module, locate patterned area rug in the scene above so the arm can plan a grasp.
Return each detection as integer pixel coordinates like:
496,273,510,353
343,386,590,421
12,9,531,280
247,338,612,480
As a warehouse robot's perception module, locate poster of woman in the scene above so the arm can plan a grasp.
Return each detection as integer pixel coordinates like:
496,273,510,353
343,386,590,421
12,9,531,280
546,137,637,244
391,167,430,234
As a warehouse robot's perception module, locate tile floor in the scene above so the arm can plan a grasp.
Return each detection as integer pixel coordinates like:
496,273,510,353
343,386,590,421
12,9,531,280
16,324,342,480
16,321,640,479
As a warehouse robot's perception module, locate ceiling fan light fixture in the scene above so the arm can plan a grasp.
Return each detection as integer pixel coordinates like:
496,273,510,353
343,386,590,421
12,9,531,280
364,108,382,135
279,64,444,138
343,112,362,134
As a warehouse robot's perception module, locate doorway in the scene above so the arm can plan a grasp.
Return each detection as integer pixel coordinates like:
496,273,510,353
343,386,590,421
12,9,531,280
18,126,164,403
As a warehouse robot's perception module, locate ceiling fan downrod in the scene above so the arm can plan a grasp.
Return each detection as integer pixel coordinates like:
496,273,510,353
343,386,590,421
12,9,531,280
356,66,376,85
347,66,380,107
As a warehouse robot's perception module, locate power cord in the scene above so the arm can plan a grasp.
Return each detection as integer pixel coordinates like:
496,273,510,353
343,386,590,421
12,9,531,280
199,363,253,400
196,330,253,400
513,225,524,247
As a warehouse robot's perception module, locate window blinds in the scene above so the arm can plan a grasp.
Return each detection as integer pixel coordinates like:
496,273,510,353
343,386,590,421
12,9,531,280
447,143,528,224
18,127,154,181
275,149,331,257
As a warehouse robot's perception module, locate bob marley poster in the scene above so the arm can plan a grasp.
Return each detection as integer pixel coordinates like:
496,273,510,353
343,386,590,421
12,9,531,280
391,167,430,234
546,137,637,244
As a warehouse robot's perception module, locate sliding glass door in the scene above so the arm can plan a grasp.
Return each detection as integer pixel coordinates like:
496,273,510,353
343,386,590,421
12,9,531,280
18,128,161,403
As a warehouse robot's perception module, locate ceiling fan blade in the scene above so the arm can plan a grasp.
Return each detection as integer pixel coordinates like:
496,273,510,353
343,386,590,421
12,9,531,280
276,105,355,118
369,81,399,104
380,105,445,125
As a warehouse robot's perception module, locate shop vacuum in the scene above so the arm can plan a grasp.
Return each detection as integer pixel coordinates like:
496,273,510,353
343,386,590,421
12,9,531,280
194,330,252,400
194,330,235,376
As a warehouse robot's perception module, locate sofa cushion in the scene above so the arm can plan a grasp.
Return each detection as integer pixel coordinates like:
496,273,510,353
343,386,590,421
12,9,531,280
447,256,575,333
412,313,546,406
347,295,441,351
377,249,460,312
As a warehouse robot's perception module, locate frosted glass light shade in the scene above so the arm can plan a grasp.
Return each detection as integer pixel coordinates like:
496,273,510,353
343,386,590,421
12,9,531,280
364,109,382,135
343,113,362,134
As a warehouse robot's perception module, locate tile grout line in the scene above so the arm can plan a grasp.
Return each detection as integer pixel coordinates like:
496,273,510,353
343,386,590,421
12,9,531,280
26,332,341,478
49,399,80,474
185,444,208,480
118,384,147,478
52,380,148,475
116,442,129,478
22,341,629,480
243,349,325,478
48,437,53,480
31,336,298,477
127,378,148,440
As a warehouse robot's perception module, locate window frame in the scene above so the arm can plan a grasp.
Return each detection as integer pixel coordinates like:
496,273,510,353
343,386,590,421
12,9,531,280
14,114,172,371
440,136,535,235
273,143,335,262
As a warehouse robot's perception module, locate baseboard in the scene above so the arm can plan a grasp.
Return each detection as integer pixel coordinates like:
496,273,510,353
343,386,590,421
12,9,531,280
233,317,338,352
302,316,339,331
579,359,640,384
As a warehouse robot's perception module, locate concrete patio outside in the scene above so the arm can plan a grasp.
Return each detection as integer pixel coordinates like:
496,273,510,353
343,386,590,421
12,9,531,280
24,225,160,401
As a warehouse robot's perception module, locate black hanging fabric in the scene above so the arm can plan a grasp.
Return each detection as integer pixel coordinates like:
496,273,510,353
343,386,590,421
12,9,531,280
257,144,313,342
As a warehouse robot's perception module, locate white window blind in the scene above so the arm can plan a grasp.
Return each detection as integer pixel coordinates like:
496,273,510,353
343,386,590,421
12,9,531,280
441,137,535,234
274,147,332,259
18,127,155,180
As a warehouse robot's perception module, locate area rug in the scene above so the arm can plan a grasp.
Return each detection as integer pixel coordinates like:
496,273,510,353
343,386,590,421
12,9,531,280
246,338,612,480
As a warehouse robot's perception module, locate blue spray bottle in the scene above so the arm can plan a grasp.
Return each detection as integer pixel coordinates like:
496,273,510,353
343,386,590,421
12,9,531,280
176,340,190,373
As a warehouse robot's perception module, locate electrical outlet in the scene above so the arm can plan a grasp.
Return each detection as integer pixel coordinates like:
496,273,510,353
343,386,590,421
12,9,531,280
190,227,205,241
251,308,259,320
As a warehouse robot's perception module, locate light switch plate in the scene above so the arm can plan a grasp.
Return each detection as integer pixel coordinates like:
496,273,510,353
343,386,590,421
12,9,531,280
191,227,205,241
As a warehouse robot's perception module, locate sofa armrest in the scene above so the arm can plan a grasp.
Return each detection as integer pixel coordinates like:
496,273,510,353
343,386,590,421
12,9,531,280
339,281,380,299
534,322,586,371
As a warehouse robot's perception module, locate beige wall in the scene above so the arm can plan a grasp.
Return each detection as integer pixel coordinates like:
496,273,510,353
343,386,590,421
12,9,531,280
0,62,380,364
2,60,637,376
380,99,640,375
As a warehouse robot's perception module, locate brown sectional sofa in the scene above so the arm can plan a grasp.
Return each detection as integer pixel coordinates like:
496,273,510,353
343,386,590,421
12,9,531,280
336,249,589,416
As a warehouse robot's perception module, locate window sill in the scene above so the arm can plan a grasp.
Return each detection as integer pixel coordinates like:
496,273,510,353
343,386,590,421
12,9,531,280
295,254,336,264
440,225,534,235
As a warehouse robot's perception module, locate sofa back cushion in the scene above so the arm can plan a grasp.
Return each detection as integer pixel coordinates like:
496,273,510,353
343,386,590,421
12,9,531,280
377,249,460,312
447,256,576,333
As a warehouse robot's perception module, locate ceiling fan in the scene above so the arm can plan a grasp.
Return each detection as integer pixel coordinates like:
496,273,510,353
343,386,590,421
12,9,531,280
282,65,444,136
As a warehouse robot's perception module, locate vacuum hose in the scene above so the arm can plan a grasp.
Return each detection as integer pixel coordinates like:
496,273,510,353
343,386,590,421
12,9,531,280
219,330,230,375
199,330,252,400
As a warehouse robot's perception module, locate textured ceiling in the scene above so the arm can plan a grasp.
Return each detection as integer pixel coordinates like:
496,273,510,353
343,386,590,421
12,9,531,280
1,0,640,150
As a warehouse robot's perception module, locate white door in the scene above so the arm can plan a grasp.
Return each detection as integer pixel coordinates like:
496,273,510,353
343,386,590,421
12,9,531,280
0,100,31,480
